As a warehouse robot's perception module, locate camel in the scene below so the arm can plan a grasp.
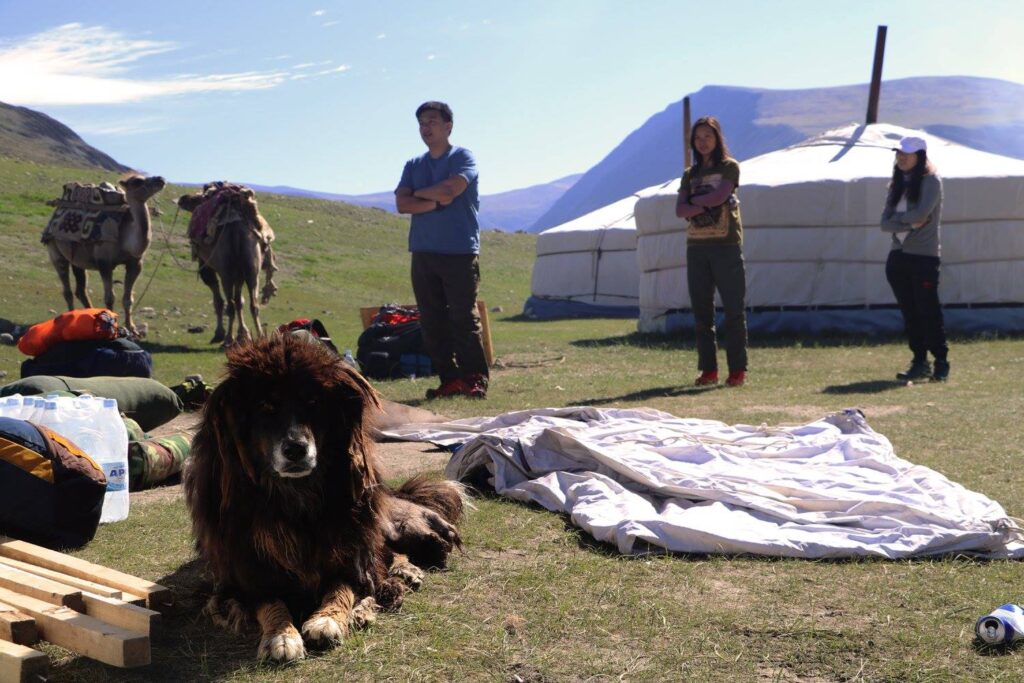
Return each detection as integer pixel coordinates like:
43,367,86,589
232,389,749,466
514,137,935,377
178,185,278,346
45,174,166,335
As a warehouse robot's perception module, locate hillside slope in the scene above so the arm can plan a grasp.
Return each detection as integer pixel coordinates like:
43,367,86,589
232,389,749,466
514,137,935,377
0,101,132,172
531,76,1024,232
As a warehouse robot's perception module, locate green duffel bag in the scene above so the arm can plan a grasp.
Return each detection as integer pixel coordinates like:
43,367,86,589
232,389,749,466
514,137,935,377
0,376,183,431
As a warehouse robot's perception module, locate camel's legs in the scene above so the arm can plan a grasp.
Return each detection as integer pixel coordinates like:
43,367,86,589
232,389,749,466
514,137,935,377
49,251,75,311
246,268,262,339
72,266,92,308
199,266,226,344
121,259,142,335
98,264,116,314
230,279,249,344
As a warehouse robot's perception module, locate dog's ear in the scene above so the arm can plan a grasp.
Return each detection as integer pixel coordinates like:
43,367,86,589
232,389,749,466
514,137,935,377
205,380,259,500
331,363,383,500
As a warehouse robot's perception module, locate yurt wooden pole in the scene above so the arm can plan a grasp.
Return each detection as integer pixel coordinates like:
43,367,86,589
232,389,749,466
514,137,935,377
683,96,692,168
866,25,887,125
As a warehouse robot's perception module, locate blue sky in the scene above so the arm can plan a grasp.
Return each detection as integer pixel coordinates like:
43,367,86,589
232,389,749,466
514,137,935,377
1,1,1021,195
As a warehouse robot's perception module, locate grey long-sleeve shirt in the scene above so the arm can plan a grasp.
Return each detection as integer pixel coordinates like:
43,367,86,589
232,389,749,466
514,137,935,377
880,173,943,257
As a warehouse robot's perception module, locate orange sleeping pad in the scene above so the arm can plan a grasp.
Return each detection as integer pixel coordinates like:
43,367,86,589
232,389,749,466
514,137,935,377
16,308,120,357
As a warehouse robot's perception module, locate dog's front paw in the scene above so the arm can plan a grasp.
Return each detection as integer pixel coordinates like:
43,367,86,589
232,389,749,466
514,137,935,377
390,559,425,590
205,595,251,634
301,615,348,649
350,596,379,630
258,625,306,663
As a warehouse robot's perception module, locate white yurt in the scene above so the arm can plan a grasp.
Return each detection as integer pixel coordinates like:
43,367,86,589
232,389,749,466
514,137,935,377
634,123,1024,333
522,181,674,319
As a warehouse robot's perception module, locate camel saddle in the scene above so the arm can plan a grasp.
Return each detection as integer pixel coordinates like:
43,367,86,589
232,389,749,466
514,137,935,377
178,182,275,251
40,182,130,245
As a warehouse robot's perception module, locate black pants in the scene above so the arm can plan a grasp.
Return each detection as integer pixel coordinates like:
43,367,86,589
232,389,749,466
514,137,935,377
410,252,489,383
885,250,948,363
687,244,748,373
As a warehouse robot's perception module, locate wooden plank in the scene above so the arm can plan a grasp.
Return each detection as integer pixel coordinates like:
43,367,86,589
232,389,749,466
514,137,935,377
0,539,169,611
0,601,38,646
81,593,160,636
0,587,148,668
0,639,48,683
0,559,122,600
359,300,494,366
0,563,84,612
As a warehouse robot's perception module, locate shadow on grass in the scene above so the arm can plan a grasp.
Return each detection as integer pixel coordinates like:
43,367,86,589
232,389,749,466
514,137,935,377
139,341,226,354
570,329,1024,351
820,379,903,395
53,558,266,682
578,383,719,405
973,639,1024,656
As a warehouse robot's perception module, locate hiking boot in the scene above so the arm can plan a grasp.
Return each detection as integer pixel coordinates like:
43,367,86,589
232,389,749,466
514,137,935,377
896,360,932,381
725,370,746,387
694,370,719,386
426,378,468,399
463,373,488,399
932,359,950,382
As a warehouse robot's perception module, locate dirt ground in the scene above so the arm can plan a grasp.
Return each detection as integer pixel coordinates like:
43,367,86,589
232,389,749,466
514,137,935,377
135,402,454,506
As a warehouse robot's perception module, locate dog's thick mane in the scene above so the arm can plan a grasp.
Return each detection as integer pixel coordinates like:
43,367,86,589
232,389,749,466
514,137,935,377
185,336,393,606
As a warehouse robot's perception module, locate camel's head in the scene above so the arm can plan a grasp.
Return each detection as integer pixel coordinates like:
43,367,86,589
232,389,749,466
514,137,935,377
119,174,166,203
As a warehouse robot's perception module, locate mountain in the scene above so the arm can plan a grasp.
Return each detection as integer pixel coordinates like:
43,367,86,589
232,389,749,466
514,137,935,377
249,172,583,232
0,101,132,172
530,76,1024,232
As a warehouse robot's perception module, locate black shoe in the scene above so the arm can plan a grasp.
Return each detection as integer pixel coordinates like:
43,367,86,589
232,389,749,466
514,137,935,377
932,360,950,382
896,360,932,381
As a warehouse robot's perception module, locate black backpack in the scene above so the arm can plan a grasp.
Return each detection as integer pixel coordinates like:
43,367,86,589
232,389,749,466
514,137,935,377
356,307,433,380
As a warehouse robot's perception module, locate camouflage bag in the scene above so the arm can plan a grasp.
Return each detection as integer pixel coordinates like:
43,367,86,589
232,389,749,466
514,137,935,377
123,416,192,490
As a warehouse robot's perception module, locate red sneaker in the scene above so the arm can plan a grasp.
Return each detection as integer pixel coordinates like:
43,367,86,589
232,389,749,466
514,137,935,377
694,371,719,386
725,370,745,387
426,378,468,399
462,373,488,399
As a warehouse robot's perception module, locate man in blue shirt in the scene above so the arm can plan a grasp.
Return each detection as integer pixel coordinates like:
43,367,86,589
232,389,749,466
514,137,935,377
395,101,488,398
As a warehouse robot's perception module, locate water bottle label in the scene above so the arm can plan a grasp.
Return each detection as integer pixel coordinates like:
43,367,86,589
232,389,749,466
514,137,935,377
103,463,128,492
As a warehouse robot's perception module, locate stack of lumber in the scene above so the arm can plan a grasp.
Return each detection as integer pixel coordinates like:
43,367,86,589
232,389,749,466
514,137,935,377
0,536,168,682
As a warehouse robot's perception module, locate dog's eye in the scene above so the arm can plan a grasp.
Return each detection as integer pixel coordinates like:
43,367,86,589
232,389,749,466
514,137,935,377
258,400,276,413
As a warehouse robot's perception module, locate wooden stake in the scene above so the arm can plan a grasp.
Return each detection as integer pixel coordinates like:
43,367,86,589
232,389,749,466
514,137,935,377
683,96,692,169
866,25,887,124
0,601,37,646
0,563,84,612
0,559,122,600
0,587,149,668
0,539,169,611
0,639,48,683
80,593,160,636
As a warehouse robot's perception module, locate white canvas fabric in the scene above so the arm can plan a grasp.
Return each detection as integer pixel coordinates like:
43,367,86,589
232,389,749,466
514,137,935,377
634,123,1024,332
380,407,1024,559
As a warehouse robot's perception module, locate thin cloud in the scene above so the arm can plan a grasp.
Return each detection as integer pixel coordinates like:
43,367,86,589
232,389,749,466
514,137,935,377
75,116,169,136
426,54,436,61
377,34,387,40
313,9,326,16
323,21,340,27
0,23,292,105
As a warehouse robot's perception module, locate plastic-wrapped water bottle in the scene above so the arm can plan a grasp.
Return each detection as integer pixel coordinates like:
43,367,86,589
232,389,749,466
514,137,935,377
975,603,1024,645
0,396,21,419
32,395,130,523
96,398,130,523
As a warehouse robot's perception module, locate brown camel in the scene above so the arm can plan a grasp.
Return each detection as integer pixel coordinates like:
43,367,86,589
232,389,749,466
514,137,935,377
45,174,166,335
178,186,278,345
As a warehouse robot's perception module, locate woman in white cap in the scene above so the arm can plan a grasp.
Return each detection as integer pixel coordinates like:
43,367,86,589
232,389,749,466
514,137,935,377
880,135,949,381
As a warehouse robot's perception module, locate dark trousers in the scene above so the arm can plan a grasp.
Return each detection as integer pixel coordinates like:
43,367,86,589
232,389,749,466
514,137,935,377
687,244,748,372
885,250,948,363
410,252,488,383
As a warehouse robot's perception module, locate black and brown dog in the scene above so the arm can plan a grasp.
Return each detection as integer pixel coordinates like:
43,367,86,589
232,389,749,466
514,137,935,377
184,334,463,663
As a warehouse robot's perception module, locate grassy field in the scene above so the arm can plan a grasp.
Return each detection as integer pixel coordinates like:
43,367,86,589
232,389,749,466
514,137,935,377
2,155,1023,681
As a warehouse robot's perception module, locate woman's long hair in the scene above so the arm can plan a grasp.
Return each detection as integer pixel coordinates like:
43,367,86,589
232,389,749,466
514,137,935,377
886,150,935,208
690,116,731,171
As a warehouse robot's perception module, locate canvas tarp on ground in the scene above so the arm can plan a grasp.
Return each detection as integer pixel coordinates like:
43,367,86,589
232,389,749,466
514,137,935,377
379,407,1024,559
634,123,1024,333
523,181,674,319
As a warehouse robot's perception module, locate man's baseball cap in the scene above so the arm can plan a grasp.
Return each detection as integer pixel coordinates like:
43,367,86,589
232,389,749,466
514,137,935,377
896,136,927,154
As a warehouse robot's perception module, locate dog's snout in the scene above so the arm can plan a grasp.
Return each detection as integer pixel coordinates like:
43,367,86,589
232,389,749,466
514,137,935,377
282,438,309,461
